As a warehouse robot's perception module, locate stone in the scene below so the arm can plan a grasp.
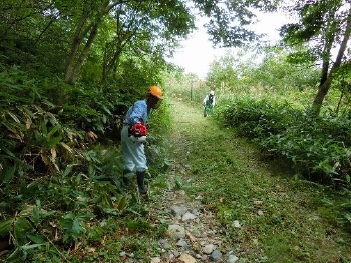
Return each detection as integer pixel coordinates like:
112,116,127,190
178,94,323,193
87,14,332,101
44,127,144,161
178,253,197,263
210,250,222,261
177,239,189,249
232,220,241,228
185,230,197,242
150,257,161,263
228,254,239,263
170,205,188,217
203,244,216,254
182,211,197,221
167,224,185,239
158,239,171,249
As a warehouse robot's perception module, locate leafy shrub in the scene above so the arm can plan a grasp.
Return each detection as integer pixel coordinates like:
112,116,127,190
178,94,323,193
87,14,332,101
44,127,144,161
218,96,351,186
58,83,127,138
146,99,172,172
0,67,171,261
219,96,295,139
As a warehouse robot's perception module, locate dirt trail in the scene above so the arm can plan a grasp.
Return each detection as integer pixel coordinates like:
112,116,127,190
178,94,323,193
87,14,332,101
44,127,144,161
147,98,239,262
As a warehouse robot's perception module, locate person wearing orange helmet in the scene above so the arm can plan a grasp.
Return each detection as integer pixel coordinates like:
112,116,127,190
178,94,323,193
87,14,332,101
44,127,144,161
120,86,163,195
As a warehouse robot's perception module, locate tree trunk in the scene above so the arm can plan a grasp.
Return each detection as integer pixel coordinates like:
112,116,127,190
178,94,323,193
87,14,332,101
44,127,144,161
69,22,99,84
319,42,331,87
102,45,108,84
312,8,351,115
102,48,122,84
101,37,124,84
101,24,134,83
64,14,90,85
336,89,344,115
64,0,114,85
312,78,332,114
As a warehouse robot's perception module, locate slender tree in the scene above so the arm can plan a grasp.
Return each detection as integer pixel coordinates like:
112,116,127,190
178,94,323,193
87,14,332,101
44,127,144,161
312,6,351,114
101,0,194,84
62,0,118,85
281,0,351,115
64,0,283,85
0,0,288,85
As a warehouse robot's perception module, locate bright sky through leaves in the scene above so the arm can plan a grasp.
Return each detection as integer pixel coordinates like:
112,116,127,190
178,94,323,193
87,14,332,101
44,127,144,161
169,11,290,78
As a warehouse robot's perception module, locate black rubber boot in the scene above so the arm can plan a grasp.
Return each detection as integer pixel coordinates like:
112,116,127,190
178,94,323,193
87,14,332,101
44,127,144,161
122,169,134,188
136,171,147,194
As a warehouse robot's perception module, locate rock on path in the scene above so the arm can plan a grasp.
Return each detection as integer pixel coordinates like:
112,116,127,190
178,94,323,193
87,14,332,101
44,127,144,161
146,162,240,263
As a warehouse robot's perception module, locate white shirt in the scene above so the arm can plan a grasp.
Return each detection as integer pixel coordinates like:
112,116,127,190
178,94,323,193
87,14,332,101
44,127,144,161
203,94,216,106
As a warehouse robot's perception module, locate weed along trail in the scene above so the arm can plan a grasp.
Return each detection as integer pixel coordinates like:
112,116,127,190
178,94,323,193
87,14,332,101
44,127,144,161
146,96,351,263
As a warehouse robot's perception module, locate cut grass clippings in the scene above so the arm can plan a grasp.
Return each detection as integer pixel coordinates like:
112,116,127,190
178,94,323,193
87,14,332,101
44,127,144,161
168,97,351,263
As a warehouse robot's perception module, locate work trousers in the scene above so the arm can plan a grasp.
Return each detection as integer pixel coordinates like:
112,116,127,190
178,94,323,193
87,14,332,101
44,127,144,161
204,103,214,117
120,125,147,172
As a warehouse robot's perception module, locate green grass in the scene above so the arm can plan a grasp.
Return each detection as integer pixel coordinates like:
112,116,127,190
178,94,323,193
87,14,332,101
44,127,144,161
168,97,351,262
8,94,350,263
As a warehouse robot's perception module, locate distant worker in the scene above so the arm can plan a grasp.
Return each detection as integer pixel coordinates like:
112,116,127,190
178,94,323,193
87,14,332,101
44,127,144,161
120,86,163,195
203,90,216,117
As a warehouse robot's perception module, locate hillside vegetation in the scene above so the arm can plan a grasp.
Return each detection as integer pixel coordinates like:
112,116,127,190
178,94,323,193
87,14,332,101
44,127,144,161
1,0,351,261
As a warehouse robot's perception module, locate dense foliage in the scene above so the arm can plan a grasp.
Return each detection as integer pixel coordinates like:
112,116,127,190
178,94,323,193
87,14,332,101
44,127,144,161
1,0,351,261
218,96,351,185
0,67,172,262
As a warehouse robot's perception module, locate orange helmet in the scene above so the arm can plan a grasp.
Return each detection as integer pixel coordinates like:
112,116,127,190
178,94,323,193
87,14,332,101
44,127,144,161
148,86,163,99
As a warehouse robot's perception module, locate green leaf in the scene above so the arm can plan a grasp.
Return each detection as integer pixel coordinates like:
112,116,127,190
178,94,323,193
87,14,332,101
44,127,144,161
63,165,74,177
7,111,20,123
13,218,32,245
1,146,16,158
46,136,62,148
41,121,47,135
116,195,128,211
102,106,111,115
26,233,45,244
32,205,40,227
0,220,12,237
101,193,113,208
71,219,83,236
22,243,45,250
47,125,60,139
0,164,16,183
